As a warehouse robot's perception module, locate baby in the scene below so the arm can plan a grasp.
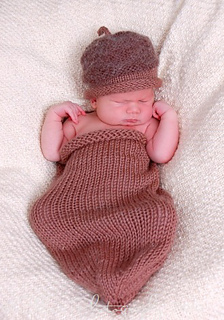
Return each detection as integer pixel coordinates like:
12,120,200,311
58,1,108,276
30,27,178,310
41,28,178,164
41,90,178,163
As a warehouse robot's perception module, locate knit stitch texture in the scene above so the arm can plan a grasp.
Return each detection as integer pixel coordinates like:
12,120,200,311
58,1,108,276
81,28,162,99
1,1,224,318
30,129,177,307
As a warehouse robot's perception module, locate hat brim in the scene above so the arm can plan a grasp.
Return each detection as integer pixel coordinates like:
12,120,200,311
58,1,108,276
85,77,162,99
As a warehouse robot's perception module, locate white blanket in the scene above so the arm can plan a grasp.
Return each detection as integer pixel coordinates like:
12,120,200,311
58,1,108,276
1,1,223,319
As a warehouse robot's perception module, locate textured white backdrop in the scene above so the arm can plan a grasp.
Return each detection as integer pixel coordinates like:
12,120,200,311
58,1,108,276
0,0,224,319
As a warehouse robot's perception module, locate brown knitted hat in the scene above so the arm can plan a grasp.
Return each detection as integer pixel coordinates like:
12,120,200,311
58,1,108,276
81,26,162,99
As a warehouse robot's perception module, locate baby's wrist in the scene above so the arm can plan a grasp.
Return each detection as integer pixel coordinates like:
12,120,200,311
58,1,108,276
161,108,177,121
46,108,63,122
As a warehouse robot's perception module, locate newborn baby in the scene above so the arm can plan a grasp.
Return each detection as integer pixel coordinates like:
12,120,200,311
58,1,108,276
30,27,178,310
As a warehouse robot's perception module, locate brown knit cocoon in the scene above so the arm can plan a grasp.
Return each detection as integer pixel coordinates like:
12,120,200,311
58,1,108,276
30,129,176,308
81,27,162,99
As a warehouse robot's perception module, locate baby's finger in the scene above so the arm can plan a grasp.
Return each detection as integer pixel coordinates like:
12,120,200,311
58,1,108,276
74,104,86,116
63,108,77,123
152,107,160,120
70,108,84,123
69,112,79,124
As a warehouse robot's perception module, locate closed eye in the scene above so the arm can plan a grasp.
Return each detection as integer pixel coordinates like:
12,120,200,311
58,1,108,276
113,101,125,105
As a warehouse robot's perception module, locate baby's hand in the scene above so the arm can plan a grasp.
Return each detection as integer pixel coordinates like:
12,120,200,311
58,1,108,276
152,101,175,120
50,101,86,124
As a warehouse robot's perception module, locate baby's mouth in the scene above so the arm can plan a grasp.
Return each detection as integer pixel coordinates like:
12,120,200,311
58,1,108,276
123,119,139,123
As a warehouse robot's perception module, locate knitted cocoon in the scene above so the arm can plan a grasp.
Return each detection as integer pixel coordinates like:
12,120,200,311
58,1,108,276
30,129,176,307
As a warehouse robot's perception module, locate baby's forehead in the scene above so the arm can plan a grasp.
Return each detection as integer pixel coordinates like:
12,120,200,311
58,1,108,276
108,88,154,99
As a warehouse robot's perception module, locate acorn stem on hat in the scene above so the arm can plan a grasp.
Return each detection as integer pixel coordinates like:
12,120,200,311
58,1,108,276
98,26,111,36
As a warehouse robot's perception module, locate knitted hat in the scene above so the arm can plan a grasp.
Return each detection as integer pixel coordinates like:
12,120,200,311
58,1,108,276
81,26,162,99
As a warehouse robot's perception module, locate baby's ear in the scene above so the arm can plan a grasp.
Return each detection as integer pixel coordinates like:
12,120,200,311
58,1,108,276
90,99,97,109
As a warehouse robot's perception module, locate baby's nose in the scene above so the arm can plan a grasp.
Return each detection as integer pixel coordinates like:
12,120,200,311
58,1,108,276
126,103,140,114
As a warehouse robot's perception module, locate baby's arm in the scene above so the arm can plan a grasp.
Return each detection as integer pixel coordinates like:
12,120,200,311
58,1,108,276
146,101,179,163
41,101,85,161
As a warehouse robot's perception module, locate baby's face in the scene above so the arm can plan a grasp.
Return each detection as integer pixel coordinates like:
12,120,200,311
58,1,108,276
91,88,155,126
